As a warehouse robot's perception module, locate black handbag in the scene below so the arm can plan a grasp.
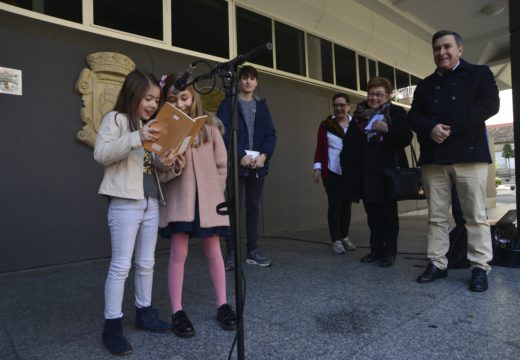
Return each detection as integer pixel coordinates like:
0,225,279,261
382,144,426,201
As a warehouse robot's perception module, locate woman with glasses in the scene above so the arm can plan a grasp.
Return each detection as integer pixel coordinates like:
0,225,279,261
313,93,356,254
340,77,412,267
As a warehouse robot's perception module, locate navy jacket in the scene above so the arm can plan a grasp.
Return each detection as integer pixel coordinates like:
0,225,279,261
217,96,276,177
408,58,499,165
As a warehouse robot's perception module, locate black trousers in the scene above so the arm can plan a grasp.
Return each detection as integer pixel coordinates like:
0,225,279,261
226,173,265,253
323,172,352,242
363,200,399,257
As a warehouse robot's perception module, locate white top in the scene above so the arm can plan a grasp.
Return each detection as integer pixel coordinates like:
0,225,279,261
314,115,350,175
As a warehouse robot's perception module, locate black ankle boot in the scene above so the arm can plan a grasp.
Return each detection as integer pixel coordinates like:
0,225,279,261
102,317,133,356
135,306,170,333
217,304,237,331
172,310,195,338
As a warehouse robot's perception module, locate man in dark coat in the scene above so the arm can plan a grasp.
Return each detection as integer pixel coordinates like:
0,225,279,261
409,30,499,292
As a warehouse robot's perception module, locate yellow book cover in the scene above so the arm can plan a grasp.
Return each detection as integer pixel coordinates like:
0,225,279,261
144,102,207,156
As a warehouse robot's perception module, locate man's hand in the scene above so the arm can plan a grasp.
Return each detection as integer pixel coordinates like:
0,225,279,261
430,124,451,144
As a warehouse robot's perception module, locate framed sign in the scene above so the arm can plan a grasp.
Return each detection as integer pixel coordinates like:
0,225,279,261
0,67,22,96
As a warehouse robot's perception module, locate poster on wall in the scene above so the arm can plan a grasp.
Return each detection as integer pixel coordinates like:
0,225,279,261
0,67,22,96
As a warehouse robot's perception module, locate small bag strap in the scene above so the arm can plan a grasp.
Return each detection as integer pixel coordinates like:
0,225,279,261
410,142,419,167
394,142,419,168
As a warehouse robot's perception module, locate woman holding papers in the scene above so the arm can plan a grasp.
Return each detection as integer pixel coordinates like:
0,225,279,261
158,73,237,338
94,70,182,356
340,77,412,267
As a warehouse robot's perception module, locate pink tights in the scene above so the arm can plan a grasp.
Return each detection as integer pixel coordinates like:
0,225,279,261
168,233,227,313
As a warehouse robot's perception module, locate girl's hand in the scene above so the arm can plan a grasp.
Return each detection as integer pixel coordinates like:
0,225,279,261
173,153,187,172
140,119,161,142
158,149,176,168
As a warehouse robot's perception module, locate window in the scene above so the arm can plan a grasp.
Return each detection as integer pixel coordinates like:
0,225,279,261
368,59,377,80
378,62,395,89
172,0,228,58
411,75,422,86
94,0,162,40
275,22,306,76
395,69,410,89
2,0,82,23
334,44,356,90
236,7,273,68
307,34,333,83
358,55,367,91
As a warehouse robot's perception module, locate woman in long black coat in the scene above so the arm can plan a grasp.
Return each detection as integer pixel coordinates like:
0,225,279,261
340,76,412,267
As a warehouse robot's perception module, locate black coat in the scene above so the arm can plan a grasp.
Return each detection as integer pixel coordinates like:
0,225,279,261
408,58,499,165
340,103,412,203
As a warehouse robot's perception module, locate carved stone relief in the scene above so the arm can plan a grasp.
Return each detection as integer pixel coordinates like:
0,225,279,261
75,52,135,148
75,52,226,148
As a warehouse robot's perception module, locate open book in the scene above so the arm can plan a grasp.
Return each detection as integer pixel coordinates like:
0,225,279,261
143,102,208,156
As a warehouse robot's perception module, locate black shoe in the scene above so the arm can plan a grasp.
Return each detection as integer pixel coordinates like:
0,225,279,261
360,252,380,263
379,254,395,267
216,304,237,331
102,317,133,356
416,263,448,283
172,310,195,338
469,268,488,292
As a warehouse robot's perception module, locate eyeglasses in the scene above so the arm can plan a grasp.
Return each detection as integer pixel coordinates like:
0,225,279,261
367,92,388,98
333,103,348,108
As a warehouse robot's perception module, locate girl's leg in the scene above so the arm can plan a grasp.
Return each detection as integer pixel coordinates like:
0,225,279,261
203,234,227,307
168,233,189,313
104,198,144,319
133,198,159,308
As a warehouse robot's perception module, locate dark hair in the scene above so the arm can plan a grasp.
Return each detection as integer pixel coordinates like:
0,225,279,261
367,76,393,95
239,65,258,79
332,93,350,104
113,69,159,131
432,30,463,47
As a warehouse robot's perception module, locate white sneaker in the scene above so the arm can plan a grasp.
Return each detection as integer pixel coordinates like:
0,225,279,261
332,240,346,254
341,236,356,251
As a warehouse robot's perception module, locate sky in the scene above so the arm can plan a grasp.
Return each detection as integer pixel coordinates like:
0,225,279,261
488,89,514,125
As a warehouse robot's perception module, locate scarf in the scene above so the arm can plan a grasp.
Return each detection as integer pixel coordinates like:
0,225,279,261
353,101,391,143
321,115,346,138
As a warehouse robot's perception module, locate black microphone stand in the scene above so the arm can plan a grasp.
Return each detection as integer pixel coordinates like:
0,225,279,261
216,62,245,360
190,43,272,360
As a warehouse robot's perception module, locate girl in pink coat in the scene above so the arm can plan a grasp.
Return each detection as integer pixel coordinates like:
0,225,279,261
158,73,237,338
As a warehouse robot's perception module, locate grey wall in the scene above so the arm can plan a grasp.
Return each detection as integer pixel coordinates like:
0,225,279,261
0,11,420,273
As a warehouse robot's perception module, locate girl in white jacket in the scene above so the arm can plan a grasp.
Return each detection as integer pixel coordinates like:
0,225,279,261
94,69,184,356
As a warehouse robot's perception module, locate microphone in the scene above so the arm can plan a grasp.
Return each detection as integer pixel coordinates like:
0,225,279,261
172,63,196,95
218,42,273,70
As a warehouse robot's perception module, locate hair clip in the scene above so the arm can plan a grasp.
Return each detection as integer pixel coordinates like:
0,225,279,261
159,74,167,89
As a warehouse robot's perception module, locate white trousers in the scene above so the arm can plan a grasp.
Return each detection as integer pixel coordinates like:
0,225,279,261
422,163,492,272
104,197,159,319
